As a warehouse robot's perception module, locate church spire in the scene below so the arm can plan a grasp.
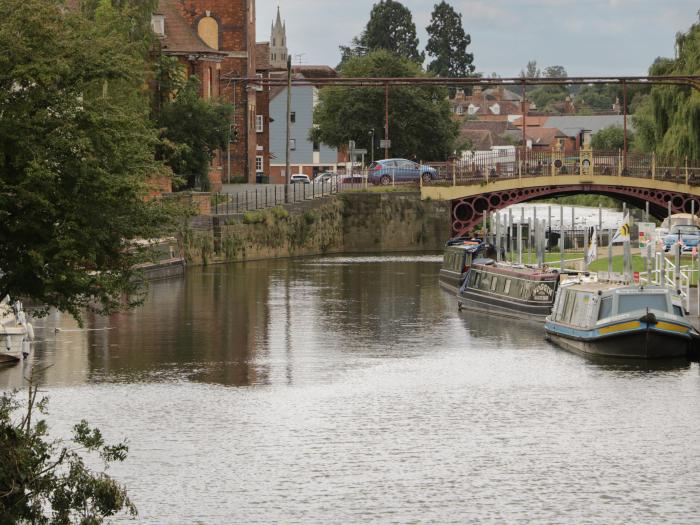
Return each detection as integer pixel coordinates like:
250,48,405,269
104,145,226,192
269,5,288,69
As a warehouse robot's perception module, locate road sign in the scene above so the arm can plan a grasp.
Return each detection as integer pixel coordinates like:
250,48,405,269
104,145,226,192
352,148,367,155
348,140,356,150
379,139,391,149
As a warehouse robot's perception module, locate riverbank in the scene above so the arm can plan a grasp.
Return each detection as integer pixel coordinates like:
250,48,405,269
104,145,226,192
182,192,452,265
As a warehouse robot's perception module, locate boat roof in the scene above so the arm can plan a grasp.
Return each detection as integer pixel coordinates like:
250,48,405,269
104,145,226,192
446,242,483,253
473,263,559,280
563,281,672,293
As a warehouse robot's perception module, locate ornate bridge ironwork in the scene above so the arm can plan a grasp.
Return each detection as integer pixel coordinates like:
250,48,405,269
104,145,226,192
421,150,700,237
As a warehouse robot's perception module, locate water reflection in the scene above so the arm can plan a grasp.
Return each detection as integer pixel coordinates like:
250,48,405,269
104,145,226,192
2,255,700,524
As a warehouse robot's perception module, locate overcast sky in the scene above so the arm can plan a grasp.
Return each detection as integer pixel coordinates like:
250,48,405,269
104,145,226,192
256,0,698,76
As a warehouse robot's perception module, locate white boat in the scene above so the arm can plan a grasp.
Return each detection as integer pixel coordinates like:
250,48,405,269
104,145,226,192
545,280,699,359
0,296,34,364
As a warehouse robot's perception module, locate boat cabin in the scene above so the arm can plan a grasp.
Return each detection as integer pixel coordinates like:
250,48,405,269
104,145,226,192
439,240,493,292
550,282,685,329
465,263,560,305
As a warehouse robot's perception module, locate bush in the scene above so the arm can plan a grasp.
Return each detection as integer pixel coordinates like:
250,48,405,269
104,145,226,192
242,211,265,224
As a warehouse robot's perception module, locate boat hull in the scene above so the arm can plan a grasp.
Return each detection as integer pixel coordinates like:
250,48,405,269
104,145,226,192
0,330,28,364
458,290,553,322
438,270,465,295
545,325,692,359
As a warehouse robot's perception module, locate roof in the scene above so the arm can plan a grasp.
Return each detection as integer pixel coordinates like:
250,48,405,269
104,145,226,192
543,115,631,137
511,115,549,128
156,0,227,58
526,127,568,146
483,87,523,102
291,65,337,79
255,42,270,71
460,129,513,151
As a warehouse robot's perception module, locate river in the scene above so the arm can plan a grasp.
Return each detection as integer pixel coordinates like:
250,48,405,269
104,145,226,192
2,255,700,524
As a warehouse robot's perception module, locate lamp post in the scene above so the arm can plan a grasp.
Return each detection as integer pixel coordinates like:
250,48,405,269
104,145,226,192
369,128,375,164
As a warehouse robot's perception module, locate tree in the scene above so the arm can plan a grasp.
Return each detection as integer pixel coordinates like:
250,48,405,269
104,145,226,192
591,125,632,151
528,65,569,112
340,0,423,65
157,77,234,191
425,1,475,78
0,0,174,320
314,51,458,161
1,382,136,523
574,84,619,113
520,60,541,78
633,15,700,159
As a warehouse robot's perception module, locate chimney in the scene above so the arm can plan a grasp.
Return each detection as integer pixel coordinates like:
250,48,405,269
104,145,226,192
473,86,483,99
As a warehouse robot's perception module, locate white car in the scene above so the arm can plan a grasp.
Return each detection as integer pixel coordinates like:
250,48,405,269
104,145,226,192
290,174,310,184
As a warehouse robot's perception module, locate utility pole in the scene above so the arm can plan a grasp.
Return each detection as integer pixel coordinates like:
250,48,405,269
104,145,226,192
285,56,292,202
384,83,389,160
369,128,375,164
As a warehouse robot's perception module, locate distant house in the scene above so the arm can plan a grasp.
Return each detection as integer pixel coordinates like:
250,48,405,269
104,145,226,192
449,86,525,122
268,66,340,182
543,115,631,149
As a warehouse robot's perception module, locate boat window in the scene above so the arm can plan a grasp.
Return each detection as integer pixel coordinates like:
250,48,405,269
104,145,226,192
504,280,511,295
491,276,498,291
598,297,613,320
617,294,669,315
563,290,576,322
673,305,684,317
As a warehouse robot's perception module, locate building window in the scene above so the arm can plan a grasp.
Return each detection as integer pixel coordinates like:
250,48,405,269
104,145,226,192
256,156,263,173
256,115,264,133
290,112,296,123
151,15,165,36
207,68,212,99
254,73,263,92
289,139,296,150
456,105,464,115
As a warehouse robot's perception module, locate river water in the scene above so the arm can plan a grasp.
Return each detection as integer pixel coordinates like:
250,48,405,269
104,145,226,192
2,255,700,524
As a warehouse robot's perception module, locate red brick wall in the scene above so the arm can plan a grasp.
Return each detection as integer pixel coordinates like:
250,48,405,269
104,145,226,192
178,0,257,183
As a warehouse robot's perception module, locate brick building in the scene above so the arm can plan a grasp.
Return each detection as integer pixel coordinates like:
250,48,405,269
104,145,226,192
254,42,271,182
170,0,258,185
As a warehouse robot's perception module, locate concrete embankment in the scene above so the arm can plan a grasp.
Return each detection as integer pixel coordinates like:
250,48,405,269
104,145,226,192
182,192,452,265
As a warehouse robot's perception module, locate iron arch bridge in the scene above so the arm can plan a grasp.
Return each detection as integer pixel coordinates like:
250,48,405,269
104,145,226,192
421,154,700,237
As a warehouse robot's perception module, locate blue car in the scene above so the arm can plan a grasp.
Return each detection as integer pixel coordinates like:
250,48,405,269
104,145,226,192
368,159,438,185
664,224,700,252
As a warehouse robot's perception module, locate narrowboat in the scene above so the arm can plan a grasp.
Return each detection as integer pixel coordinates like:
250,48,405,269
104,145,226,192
457,260,561,321
545,281,699,359
439,238,495,293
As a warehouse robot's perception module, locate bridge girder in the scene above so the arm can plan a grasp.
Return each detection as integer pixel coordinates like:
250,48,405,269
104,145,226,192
422,178,700,237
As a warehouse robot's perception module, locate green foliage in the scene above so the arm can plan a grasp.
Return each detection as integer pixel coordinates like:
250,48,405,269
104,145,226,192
0,384,136,523
574,84,619,112
270,207,290,220
157,77,233,190
242,211,265,224
633,16,700,159
425,1,475,78
591,125,632,151
340,0,423,65
524,64,570,113
314,51,458,161
534,195,623,209
520,60,541,78
0,0,176,321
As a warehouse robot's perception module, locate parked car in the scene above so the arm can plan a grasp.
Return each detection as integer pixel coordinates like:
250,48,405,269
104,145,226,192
368,159,438,185
663,224,700,252
290,174,310,184
313,172,335,185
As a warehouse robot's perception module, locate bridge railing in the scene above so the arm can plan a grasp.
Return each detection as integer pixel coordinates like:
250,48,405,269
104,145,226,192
425,150,700,187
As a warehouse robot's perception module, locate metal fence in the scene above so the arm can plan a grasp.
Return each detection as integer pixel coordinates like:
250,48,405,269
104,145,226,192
426,150,700,186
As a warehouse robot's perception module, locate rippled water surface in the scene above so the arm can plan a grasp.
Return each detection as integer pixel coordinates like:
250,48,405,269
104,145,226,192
2,255,700,524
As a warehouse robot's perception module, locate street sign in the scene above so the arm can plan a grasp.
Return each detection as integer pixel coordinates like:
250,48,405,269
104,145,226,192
352,149,368,155
379,139,391,149
348,140,356,150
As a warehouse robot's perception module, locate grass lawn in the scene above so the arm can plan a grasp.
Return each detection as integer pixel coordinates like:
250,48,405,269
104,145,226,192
589,254,700,285
506,251,584,266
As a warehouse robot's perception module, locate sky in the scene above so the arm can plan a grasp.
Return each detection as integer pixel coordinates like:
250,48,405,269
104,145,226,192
256,0,699,76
